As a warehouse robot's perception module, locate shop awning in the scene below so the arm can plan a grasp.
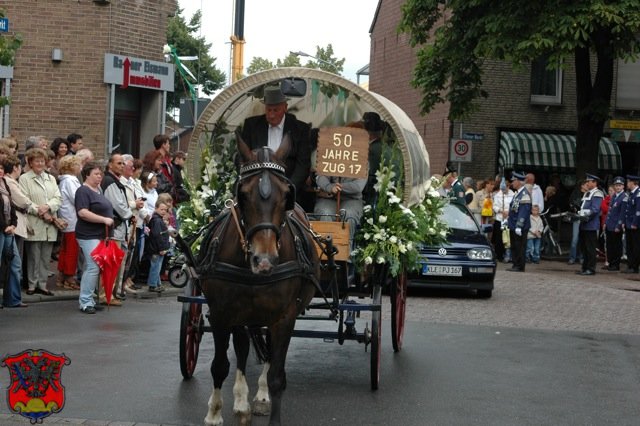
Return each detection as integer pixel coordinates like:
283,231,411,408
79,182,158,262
498,131,622,171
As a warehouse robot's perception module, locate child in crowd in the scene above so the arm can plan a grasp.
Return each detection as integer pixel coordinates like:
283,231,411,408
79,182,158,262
146,200,171,292
527,204,544,263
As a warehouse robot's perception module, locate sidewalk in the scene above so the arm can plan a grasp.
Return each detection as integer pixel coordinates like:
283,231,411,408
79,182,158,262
500,256,640,291
3,258,183,305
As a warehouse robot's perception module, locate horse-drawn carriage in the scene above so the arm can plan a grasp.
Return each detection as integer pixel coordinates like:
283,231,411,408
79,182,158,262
175,68,432,425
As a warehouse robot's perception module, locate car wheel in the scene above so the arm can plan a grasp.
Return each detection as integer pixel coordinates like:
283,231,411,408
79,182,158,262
477,289,492,299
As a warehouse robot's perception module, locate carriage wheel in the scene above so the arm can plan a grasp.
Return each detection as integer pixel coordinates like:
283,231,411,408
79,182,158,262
370,283,382,391
179,281,204,379
390,271,407,352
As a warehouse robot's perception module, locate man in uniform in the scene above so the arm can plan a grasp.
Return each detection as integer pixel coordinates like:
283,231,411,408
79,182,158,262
623,175,640,273
444,162,465,204
507,171,531,272
576,173,604,276
603,176,626,271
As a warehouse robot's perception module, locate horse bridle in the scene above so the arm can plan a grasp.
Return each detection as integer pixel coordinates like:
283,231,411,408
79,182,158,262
229,159,291,258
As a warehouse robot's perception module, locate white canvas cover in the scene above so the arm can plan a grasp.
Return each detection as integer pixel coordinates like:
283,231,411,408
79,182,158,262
189,67,430,206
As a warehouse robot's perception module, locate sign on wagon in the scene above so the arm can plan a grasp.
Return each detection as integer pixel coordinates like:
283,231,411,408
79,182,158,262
316,127,369,179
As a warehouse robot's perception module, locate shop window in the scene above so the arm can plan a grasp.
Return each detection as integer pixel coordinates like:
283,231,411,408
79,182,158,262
530,56,562,105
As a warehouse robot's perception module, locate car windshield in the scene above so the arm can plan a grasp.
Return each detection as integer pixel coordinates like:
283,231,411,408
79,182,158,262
440,202,479,232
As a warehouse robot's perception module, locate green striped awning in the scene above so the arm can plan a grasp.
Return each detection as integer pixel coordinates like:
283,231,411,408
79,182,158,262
498,131,622,171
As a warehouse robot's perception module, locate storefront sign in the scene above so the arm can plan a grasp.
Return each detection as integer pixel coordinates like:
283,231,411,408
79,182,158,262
610,119,640,130
103,53,174,92
316,127,369,179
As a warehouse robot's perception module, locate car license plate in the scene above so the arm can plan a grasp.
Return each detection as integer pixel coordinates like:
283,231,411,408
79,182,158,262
421,264,463,276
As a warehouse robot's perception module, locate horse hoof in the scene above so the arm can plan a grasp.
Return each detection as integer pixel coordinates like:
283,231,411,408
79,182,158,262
234,411,252,426
252,398,271,416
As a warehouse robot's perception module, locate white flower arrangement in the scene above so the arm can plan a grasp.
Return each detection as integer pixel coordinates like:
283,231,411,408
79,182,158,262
177,122,237,242
352,157,448,277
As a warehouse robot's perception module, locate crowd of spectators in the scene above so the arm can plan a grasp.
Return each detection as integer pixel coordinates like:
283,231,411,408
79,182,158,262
0,133,190,313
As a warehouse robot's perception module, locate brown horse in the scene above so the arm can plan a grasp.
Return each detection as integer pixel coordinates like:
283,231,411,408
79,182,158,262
196,133,319,425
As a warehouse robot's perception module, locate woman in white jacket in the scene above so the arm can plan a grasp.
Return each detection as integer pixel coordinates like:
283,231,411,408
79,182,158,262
492,178,514,262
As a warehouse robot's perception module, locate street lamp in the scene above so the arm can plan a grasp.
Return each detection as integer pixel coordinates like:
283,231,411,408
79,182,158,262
290,51,338,72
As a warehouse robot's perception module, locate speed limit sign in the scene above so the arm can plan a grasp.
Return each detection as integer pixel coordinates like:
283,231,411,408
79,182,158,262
449,139,472,162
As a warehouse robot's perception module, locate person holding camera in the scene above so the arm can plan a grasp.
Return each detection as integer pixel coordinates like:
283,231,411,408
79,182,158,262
575,174,604,276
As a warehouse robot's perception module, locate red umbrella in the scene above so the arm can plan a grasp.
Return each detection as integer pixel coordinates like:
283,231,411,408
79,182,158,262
90,232,125,306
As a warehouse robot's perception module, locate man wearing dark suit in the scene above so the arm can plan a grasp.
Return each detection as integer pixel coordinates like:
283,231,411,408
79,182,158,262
241,86,311,202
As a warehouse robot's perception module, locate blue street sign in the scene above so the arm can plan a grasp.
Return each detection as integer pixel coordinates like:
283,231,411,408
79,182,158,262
0,18,8,32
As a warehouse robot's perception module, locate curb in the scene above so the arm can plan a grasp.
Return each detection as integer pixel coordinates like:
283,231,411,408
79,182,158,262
16,285,182,305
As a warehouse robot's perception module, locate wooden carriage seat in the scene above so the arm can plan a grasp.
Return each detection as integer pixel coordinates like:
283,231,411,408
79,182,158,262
309,220,351,262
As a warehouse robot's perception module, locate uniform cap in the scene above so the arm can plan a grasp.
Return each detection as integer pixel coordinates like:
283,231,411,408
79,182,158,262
510,171,526,181
626,174,640,182
443,161,456,176
613,176,625,185
585,173,601,182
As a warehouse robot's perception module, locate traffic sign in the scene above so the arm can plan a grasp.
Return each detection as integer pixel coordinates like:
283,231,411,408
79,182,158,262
449,139,472,162
0,18,8,32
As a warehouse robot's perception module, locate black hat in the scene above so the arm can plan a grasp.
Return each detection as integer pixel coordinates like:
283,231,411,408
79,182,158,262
613,176,625,185
585,173,601,182
262,86,288,105
363,112,383,132
627,174,640,182
510,171,526,181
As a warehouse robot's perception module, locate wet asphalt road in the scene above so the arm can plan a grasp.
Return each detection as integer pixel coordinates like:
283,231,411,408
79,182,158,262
2,261,640,425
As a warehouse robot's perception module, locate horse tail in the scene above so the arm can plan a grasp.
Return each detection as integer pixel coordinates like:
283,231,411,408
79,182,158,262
248,327,270,363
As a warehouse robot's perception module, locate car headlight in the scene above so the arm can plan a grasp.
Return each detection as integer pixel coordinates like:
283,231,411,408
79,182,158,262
467,248,493,260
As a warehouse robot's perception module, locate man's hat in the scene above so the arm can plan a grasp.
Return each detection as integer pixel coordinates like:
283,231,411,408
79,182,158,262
363,111,383,132
627,174,640,182
262,86,288,105
613,176,625,185
510,171,526,181
585,173,601,182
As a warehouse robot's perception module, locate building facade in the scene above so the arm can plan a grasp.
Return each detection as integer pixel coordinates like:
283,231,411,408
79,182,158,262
0,0,178,158
369,0,639,186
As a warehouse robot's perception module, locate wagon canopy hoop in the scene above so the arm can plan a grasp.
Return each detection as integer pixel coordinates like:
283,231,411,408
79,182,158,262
189,67,431,207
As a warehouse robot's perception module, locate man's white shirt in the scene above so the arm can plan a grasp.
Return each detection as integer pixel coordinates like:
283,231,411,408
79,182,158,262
268,116,285,151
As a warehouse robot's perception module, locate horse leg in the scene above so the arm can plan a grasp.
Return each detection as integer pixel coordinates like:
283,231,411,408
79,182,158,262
204,327,231,426
267,320,295,426
252,362,271,416
231,328,252,425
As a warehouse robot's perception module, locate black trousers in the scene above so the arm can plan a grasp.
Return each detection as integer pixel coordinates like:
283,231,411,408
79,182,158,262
579,230,598,272
626,228,640,271
510,230,527,270
605,229,623,269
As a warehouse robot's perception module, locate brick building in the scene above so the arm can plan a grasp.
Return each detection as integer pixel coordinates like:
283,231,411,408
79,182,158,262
0,0,178,158
369,0,639,186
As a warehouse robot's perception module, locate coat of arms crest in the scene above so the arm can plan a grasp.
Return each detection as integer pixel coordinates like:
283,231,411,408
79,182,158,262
2,349,71,423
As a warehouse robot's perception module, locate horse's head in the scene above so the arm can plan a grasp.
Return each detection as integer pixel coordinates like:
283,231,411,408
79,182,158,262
235,132,295,275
